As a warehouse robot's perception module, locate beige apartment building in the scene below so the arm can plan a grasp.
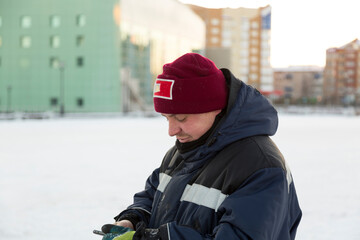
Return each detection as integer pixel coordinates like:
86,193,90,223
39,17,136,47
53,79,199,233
273,66,323,104
323,39,360,105
188,5,273,93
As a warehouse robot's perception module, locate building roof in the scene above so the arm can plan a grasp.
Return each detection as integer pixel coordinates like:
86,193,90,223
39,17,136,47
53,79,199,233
339,38,360,50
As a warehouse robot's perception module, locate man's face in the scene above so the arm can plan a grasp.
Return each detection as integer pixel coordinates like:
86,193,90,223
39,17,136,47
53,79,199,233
162,110,221,143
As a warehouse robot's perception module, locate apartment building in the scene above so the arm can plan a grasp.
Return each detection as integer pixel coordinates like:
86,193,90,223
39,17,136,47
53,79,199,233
273,66,323,104
188,4,273,93
323,39,360,105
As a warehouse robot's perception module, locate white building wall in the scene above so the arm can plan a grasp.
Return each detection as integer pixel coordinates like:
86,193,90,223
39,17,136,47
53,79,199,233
119,0,206,75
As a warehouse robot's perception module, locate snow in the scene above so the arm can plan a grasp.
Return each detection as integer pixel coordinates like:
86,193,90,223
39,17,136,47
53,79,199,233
0,114,359,239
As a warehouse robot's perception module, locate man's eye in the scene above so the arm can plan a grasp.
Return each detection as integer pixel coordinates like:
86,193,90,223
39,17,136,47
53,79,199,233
175,116,187,122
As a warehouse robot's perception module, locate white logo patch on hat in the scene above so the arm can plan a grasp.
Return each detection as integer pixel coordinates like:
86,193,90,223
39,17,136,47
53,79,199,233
153,78,175,100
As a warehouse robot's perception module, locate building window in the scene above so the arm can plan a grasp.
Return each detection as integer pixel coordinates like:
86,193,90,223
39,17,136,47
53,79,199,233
250,73,258,80
20,36,31,48
346,53,355,58
76,57,84,67
50,15,61,28
76,98,84,107
251,21,259,29
242,19,250,30
76,14,86,27
241,40,249,48
210,18,219,26
251,39,258,45
50,57,60,68
250,48,258,54
50,98,58,106
50,36,60,48
211,37,219,44
347,70,355,76
21,16,32,28
286,73,293,80
222,39,231,47
345,61,355,67
250,56,258,63
211,27,219,34
76,35,84,47
240,49,248,57
251,30,258,37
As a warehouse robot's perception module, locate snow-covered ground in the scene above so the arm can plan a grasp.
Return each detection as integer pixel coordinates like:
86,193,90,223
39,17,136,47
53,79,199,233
1,114,359,239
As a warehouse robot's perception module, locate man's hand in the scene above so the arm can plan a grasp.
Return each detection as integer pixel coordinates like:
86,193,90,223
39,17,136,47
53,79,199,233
101,224,135,240
114,220,134,230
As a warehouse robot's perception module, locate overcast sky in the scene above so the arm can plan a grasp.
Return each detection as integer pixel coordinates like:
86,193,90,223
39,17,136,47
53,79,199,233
179,0,360,68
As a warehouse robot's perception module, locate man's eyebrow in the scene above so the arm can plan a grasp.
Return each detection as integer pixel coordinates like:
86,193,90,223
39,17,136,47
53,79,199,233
161,114,175,117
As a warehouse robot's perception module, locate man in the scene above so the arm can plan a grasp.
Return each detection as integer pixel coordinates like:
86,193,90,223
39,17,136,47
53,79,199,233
101,53,302,240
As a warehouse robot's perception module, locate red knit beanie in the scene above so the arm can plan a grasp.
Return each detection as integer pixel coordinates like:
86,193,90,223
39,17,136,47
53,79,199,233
153,53,228,114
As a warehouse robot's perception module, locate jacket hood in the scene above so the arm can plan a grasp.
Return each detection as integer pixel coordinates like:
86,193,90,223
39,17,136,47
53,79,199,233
180,69,278,165
215,69,278,147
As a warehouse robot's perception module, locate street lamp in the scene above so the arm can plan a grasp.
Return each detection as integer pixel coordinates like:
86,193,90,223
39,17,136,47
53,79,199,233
7,85,12,113
59,61,65,116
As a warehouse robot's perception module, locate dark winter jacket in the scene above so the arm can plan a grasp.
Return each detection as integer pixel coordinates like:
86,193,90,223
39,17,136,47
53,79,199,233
115,69,302,239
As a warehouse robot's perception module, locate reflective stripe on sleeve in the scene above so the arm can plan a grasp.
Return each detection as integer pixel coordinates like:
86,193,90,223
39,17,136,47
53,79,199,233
180,183,228,212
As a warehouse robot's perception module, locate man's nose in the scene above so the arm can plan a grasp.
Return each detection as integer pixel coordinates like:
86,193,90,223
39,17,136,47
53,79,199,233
168,118,181,137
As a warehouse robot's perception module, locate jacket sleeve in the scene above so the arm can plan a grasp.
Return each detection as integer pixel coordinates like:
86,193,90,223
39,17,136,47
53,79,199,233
114,168,161,227
213,168,300,239
137,167,301,240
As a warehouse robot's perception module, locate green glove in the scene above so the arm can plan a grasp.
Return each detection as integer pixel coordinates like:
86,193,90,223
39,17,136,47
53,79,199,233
101,224,135,240
112,231,135,240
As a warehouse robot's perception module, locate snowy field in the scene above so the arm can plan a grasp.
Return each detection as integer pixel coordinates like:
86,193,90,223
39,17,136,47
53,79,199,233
1,114,359,240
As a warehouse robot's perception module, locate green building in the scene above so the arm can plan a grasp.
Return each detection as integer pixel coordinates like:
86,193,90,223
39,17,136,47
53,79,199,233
0,0,205,114
0,0,121,113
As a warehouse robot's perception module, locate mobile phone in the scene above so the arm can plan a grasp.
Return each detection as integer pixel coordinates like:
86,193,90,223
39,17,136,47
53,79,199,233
93,229,105,236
